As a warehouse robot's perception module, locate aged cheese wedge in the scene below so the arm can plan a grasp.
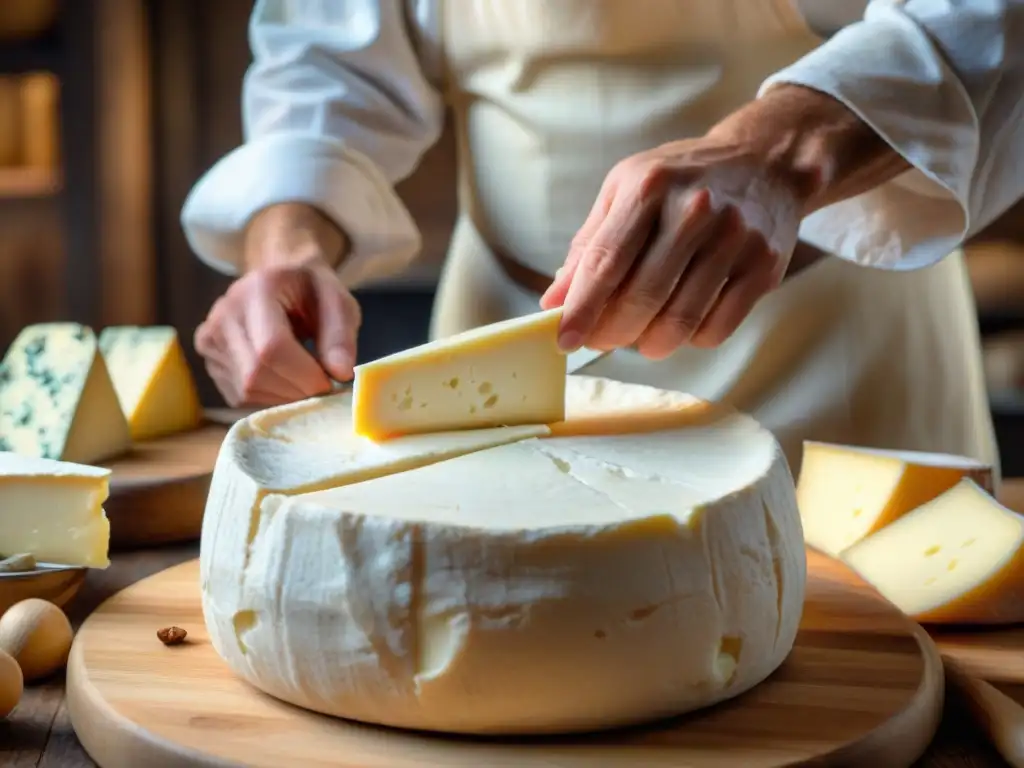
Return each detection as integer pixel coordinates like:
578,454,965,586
99,325,203,441
351,307,567,440
0,452,110,568
200,375,805,735
842,479,1024,624
797,441,994,557
0,323,131,464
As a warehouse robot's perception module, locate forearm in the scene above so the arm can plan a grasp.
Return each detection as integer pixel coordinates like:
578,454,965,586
243,203,350,272
708,83,910,215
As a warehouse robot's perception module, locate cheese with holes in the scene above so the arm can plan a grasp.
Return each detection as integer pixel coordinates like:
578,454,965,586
99,325,203,441
797,441,995,557
200,375,805,734
0,452,110,567
0,323,131,464
352,308,567,440
842,479,1024,624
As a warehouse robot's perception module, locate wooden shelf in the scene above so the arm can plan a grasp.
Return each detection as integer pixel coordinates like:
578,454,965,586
0,166,60,198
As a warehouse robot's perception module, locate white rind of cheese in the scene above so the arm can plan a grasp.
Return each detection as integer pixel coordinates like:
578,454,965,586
0,323,131,464
351,307,566,440
0,452,111,567
199,376,806,735
98,325,203,441
200,392,552,659
842,478,1024,625
797,441,995,558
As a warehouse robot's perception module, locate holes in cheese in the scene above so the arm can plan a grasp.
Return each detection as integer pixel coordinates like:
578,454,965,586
99,325,203,441
0,452,111,568
796,441,994,558
200,375,805,735
351,308,567,440
841,479,1024,625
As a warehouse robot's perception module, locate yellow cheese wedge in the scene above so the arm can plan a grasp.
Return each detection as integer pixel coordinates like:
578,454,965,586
842,479,1024,624
0,323,132,464
0,452,110,568
99,325,203,441
352,308,567,440
797,441,994,557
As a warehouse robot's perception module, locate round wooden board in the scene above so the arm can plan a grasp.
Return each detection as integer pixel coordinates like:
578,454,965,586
65,550,943,768
100,419,228,550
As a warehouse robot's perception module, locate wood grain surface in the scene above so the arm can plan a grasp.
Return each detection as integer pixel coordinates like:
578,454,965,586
60,550,941,768
99,419,227,550
0,544,1010,767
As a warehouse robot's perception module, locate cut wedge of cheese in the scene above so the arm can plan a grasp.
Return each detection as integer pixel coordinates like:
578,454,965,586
797,441,994,557
200,375,805,735
0,452,110,568
842,479,1024,624
0,323,131,464
352,307,567,440
99,325,203,441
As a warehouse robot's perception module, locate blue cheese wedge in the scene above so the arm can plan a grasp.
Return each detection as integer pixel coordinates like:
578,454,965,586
0,323,131,464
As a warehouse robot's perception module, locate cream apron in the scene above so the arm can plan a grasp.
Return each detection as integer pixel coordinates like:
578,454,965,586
428,0,999,481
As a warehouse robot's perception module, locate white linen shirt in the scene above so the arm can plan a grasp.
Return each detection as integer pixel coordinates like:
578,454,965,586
180,0,1024,287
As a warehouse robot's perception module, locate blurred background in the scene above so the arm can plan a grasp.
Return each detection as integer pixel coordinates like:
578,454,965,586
0,0,1021,473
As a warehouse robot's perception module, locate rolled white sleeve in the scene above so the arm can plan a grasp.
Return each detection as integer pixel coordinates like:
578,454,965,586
760,0,1024,270
180,0,445,287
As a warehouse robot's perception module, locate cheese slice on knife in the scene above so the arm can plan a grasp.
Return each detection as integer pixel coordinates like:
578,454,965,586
351,307,567,440
842,479,1024,624
0,452,110,568
99,325,203,441
0,323,131,464
797,441,994,557
200,375,805,735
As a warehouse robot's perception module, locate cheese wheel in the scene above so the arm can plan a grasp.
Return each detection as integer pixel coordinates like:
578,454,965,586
200,376,805,735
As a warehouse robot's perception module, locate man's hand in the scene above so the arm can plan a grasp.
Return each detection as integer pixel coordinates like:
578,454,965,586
541,84,909,357
194,203,360,407
541,141,809,357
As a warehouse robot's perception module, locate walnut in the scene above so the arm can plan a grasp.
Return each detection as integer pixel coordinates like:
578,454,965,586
157,626,187,646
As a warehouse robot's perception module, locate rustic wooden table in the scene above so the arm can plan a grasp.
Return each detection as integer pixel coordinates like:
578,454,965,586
0,544,1013,768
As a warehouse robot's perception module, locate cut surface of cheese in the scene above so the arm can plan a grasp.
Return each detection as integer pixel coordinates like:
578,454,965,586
549,374,728,436
797,441,994,558
0,323,131,464
200,375,805,735
841,479,1024,625
351,307,567,440
99,325,203,441
0,452,110,568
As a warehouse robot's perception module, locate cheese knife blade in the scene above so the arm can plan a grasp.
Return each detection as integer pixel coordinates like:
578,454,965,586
566,347,613,374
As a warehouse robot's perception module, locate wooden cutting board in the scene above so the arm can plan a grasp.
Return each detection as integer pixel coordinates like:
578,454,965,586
99,418,228,550
65,550,943,768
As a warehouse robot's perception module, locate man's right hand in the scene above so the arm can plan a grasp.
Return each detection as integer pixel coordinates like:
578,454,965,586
193,203,360,407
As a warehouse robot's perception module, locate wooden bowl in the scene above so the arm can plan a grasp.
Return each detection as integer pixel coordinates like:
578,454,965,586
0,564,86,616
